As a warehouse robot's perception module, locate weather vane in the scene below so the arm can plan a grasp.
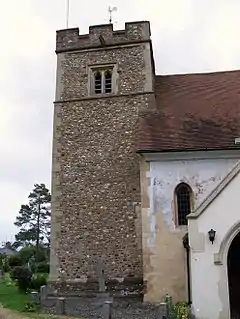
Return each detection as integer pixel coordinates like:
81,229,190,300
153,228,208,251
108,6,117,24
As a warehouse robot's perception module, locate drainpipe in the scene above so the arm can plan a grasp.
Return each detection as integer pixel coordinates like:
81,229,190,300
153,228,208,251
182,233,191,305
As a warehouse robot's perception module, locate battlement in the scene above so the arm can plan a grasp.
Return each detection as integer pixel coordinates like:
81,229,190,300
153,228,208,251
56,21,151,53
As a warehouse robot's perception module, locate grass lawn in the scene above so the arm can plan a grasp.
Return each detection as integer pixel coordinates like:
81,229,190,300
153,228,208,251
0,281,31,312
0,280,84,319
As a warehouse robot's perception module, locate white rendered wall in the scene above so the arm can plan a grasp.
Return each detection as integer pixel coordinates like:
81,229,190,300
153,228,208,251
189,170,240,319
148,158,236,234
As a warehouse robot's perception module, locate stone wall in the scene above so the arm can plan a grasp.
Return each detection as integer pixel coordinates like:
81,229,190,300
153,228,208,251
56,22,151,52
50,20,155,291
40,283,162,318
41,290,164,319
55,44,153,100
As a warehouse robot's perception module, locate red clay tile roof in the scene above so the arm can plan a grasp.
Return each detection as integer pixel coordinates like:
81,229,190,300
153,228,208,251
137,70,240,152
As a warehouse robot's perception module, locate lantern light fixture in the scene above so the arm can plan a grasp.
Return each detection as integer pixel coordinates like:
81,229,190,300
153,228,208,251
208,229,216,244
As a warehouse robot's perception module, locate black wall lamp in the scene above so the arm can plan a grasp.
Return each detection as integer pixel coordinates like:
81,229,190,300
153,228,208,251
208,229,216,244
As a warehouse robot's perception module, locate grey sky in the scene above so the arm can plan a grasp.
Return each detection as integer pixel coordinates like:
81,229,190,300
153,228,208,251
0,0,240,243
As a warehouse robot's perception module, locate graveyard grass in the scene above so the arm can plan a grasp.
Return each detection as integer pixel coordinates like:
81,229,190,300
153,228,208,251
0,280,83,319
0,280,30,311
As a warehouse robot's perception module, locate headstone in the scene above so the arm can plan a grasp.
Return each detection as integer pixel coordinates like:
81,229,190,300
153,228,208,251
31,291,40,302
156,302,167,319
102,300,113,319
56,297,66,315
97,260,106,292
40,285,47,301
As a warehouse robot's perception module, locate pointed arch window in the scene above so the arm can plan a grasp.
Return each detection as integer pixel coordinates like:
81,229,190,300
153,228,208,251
175,183,193,226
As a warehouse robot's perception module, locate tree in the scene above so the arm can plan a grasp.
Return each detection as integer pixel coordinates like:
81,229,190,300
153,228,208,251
18,245,48,265
14,184,51,258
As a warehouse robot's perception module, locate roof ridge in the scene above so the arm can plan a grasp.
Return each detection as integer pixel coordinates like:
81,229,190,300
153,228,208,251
188,160,240,219
155,69,240,77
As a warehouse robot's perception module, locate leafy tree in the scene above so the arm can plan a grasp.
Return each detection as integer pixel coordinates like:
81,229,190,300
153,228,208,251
14,184,51,258
18,245,48,265
8,255,22,268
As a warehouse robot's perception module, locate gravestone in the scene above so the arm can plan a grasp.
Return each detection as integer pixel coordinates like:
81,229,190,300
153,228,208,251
40,285,47,301
97,260,106,292
57,297,66,315
102,300,113,319
31,291,40,302
156,302,167,319
96,261,114,319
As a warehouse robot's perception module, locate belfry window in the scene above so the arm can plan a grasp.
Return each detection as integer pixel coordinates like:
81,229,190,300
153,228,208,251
175,183,193,226
104,70,112,93
94,71,102,94
93,68,113,94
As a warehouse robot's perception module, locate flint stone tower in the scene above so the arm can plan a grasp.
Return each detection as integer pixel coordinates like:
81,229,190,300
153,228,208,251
50,21,155,294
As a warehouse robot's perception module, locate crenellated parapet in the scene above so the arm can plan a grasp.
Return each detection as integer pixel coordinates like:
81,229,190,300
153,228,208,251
56,21,151,52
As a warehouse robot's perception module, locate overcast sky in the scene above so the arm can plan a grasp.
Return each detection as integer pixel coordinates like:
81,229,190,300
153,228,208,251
0,0,240,244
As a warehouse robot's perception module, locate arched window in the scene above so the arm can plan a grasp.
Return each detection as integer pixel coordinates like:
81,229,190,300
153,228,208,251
94,71,102,94
175,183,193,226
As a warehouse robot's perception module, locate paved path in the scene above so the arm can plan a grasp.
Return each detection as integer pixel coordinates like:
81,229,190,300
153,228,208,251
0,308,75,319
0,308,23,319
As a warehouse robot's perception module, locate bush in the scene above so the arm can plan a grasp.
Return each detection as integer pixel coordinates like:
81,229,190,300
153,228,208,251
164,295,191,319
0,255,10,273
24,301,40,312
18,246,36,265
29,262,37,274
3,273,14,286
11,266,32,293
3,259,10,272
8,255,22,268
36,261,49,273
174,302,191,318
31,273,47,291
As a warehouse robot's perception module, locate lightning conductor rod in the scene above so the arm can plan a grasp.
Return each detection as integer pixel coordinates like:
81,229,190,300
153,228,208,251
66,0,70,28
108,6,117,24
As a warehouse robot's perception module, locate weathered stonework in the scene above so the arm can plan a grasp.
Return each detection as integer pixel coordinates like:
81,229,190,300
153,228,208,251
50,21,155,292
49,20,240,313
140,153,239,303
56,22,152,53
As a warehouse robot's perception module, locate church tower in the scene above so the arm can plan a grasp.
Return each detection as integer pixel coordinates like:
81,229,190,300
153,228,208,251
50,21,155,294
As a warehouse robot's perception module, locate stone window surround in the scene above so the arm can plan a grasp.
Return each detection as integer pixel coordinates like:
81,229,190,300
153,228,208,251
88,63,118,96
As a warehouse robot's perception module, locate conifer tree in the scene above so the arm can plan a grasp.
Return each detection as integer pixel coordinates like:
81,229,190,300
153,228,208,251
14,184,51,254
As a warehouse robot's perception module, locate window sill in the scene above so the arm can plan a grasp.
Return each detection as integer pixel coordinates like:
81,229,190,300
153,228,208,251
91,92,116,98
